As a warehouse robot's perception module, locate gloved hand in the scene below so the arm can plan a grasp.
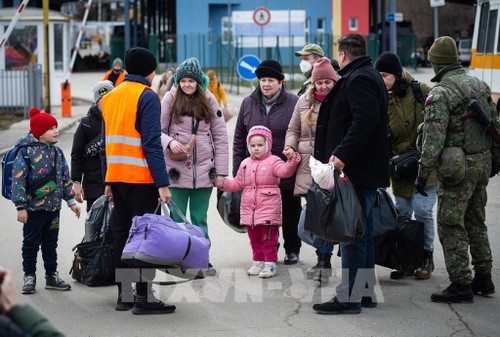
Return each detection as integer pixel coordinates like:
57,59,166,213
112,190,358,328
490,168,499,178
414,177,428,197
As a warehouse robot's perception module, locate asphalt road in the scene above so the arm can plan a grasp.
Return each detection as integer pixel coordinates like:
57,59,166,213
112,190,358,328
0,67,499,337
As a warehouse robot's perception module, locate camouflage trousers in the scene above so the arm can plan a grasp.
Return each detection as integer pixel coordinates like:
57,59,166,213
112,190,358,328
437,156,493,285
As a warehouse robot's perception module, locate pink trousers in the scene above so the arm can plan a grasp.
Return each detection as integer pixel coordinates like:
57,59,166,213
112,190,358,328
247,225,279,262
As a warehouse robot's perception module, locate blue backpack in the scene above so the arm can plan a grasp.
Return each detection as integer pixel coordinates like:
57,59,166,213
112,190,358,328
1,145,30,200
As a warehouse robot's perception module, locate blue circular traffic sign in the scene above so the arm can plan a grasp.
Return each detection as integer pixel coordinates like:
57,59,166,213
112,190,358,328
237,55,261,81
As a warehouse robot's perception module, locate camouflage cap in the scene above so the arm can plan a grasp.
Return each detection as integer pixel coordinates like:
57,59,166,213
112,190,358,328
295,44,324,57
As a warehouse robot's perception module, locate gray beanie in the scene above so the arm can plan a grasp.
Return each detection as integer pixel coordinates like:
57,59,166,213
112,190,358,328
93,80,114,103
174,57,203,86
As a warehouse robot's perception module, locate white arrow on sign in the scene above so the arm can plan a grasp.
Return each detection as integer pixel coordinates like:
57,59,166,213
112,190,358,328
240,60,256,73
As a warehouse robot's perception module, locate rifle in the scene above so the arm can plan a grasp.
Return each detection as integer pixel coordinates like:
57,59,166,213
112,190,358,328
461,99,500,144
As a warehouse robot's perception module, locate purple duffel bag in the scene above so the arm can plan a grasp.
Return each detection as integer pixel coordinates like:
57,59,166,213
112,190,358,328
121,201,209,271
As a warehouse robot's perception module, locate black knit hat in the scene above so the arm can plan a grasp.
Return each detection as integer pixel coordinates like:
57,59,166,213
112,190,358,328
255,60,284,80
374,51,403,78
124,47,157,77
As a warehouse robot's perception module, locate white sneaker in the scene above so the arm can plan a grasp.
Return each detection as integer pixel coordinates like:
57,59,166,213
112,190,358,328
259,262,277,278
247,261,265,276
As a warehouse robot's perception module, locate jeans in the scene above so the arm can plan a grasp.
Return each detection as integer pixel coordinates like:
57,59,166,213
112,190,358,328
394,186,437,251
335,188,377,307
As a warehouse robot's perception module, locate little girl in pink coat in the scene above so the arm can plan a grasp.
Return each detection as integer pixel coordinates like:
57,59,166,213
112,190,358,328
216,125,300,278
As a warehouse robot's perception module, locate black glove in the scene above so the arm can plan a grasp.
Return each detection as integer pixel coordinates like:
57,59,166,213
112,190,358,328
414,177,428,197
490,168,499,178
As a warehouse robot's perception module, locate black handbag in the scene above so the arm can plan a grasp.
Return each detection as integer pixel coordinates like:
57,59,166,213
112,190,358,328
71,240,115,286
391,148,420,180
216,190,246,233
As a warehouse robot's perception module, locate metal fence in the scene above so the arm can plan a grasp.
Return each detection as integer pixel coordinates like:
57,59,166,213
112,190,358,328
144,32,419,92
0,64,43,119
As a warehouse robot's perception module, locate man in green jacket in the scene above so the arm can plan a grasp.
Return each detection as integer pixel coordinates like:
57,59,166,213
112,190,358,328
1,268,65,337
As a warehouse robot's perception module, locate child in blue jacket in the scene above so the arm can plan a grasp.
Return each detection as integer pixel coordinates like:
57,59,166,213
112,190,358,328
11,107,81,295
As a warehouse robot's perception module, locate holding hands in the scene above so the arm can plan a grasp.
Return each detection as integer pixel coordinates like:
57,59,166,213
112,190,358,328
214,176,225,189
283,146,296,161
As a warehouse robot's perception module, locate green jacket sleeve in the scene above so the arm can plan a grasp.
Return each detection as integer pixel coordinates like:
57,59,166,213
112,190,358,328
6,305,65,337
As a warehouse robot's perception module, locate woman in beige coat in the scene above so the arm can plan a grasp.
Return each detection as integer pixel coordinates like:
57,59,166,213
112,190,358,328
283,57,338,284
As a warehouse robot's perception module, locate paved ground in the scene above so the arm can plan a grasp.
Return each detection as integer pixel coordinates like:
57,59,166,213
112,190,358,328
0,67,498,337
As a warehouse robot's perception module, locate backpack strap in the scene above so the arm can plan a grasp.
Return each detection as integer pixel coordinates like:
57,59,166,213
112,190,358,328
411,80,425,104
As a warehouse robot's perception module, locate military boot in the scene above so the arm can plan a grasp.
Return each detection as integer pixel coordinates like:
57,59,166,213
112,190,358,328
471,272,495,295
431,283,474,303
415,250,434,280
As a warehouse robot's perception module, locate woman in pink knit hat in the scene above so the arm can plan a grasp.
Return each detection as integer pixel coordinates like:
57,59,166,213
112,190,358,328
284,56,339,284
216,125,301,278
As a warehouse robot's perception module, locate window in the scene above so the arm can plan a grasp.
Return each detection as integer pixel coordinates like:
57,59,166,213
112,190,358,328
349,17,358,31
54,24,64,71
221,16,232,45
317,18,325,44
5,25,37,70
477,2,490,53
305,17,310,42
486,9,497,53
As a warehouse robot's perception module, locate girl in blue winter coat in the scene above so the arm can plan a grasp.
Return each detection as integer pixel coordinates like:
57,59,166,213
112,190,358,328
216,125,301,278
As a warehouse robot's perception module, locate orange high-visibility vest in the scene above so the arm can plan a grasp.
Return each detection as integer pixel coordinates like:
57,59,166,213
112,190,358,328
101,82,154,184
101,70,125,87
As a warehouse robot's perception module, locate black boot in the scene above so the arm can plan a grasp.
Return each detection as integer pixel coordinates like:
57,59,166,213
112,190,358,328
306,251,322,279
431,283,474,303
471,272,495,295
415,250,434,280
115,284,134,311
132,288,176,315
307,252,332,284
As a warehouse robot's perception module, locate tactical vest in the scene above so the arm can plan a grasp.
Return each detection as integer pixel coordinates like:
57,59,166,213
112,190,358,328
436,76,493,155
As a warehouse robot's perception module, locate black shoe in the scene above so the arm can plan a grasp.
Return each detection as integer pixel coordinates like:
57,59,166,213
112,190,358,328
132,295,176,315
205,263,217,276
361,296,377,308
313,297,361,315
471,272,495,295
115,297,134,311
284,252,299,265
431,283,474,303
390,270,413,280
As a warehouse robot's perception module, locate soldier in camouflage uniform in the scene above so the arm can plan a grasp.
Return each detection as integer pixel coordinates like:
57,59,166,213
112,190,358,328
415,36,496,303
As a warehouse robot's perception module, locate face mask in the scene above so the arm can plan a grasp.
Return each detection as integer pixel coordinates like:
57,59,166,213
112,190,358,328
299,60,313,74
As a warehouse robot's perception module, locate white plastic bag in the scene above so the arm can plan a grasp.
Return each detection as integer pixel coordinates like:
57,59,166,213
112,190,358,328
309,156,335,191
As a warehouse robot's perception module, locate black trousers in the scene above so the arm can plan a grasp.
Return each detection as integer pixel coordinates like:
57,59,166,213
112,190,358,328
280,188,302,254
110,182,158,297
22,211,60,276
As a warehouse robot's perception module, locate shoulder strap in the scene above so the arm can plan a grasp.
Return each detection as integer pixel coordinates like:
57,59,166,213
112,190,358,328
411,80,425,104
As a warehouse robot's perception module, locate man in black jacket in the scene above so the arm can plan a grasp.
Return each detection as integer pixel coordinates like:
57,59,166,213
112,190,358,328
312,34,390,314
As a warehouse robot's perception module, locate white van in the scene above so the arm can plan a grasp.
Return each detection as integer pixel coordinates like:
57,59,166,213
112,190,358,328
456,39,472,66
